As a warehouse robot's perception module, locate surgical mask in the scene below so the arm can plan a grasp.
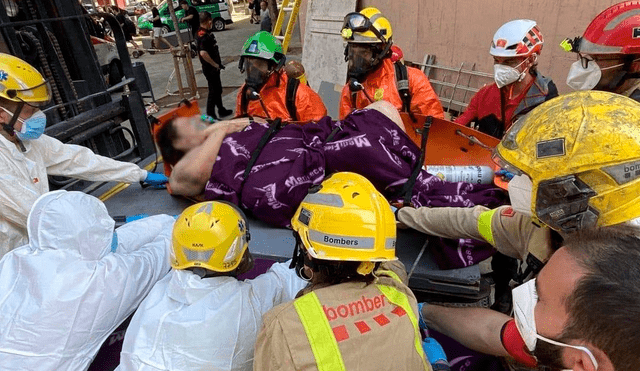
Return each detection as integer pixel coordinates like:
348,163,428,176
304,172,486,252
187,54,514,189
1,107,47,140
512,279,599,370
508,174,533,217
566,59,625,91
493,59,527,88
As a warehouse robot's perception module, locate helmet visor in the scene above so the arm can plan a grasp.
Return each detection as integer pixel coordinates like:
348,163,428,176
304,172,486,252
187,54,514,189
341,12,386,43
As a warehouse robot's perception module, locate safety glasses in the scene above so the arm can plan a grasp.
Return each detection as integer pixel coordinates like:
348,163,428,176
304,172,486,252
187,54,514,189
341,12,387,43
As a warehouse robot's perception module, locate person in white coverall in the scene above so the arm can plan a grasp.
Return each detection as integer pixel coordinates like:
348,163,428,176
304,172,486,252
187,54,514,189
117,201,307,371
0,190,174,371
0,53,168,255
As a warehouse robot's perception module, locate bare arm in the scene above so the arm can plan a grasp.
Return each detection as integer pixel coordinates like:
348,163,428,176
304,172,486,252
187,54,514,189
423,304,511,357
169,119,251,196
199,50,220,69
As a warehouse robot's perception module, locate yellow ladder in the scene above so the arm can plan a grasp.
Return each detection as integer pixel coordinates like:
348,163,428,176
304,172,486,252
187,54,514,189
272,0,302,53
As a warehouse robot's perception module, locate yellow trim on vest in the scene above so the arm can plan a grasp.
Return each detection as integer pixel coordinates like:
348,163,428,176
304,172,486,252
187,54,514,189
376,269,402,283
478,209,498,246
294,292,347,371
376,284,432,371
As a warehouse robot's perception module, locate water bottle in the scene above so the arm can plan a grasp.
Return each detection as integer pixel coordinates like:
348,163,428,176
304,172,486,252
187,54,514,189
425,165,494,184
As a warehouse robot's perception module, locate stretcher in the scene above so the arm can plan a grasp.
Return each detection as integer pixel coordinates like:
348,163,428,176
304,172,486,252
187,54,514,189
99,172,490,306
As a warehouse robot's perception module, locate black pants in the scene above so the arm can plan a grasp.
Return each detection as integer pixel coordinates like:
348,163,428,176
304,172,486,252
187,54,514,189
204,68,223,117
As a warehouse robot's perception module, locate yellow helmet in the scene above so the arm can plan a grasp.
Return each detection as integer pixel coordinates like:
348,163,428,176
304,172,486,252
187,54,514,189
291,172,396,274
341,7,392,44
0,53,50,104
494,90,640,232
171,201,251,272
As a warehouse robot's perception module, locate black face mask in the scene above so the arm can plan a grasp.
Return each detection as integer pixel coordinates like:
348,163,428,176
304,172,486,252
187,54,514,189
346,45,380,83
245,62,271,94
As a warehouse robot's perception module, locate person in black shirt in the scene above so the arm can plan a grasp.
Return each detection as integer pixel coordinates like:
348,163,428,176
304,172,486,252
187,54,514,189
151,7,173,50
179,0,200,41
196,11,233,119
113,6,142,52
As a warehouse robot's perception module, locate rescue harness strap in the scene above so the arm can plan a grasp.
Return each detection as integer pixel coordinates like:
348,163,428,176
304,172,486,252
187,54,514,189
394,61,415,121
285,76,300,122
239,117,284,192
391,115,432,206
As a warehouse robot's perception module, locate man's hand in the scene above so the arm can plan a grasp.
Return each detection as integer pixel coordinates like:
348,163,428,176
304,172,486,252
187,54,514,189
143,172,169,189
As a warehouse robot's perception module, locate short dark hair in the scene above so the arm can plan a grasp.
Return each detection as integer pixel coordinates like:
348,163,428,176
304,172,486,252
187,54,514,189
179,0,188,5
154,118,185,168
199,11,211,23
561,224,640,370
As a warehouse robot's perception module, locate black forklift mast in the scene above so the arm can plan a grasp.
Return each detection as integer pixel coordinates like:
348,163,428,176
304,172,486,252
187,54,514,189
0,0,156,191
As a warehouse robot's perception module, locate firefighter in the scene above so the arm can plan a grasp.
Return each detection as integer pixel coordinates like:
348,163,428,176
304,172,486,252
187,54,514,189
118,201,306,371
0,53,168,256
235,31,327,123
338,7,444,121
563,1,640,101
253,172,431,371
455,19,558,138
410,91,640,370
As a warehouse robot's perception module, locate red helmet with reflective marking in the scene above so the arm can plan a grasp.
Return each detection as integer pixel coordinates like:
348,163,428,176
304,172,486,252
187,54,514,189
574,1,640,55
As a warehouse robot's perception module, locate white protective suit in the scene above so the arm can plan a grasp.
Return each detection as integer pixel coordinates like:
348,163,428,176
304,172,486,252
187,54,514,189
117,261,308,371
0,133,148,256
0,190,173,371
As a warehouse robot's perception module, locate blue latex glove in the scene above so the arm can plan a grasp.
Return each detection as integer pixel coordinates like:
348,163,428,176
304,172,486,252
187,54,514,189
495,169,515,181
418,302,428,330
423,337,451,370
144,172,169,189
126,213,149,223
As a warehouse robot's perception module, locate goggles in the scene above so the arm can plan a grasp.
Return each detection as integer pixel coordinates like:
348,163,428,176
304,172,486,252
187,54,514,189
2,79,52,107
341,12,387,43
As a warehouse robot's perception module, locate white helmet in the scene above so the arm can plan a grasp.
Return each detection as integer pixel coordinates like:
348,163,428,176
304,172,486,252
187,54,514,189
490,19,544,58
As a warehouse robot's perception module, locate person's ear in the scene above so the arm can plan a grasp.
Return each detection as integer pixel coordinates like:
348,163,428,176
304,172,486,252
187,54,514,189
562,345,603,371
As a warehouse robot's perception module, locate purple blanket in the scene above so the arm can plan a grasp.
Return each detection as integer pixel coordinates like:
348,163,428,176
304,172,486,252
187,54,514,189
203,109,507,268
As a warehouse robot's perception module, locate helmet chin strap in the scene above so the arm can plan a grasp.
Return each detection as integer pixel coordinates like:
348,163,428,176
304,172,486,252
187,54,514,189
1,101,24,138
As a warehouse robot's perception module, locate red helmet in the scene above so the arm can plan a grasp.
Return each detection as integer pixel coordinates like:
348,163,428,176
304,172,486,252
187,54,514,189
571,1,640,54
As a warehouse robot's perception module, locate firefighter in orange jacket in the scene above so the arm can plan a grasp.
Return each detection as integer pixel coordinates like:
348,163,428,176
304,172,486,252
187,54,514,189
338,8,444,120
236,31,327,123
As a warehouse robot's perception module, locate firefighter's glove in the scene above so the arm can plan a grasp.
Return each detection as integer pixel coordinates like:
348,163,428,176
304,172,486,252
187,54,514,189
143,172,169,189
495,169,515,181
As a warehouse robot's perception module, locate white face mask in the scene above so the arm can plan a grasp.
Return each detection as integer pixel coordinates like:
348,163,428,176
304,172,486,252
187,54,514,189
494,59,527,88
566,60,602,91
508,174,533,217
512,279,599,370
566,58,626,91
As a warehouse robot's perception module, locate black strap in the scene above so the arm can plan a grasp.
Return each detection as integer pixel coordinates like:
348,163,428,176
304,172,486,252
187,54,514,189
499,86,507,129
239,118,284,191
240,85,249,117
394,61,415,121
391,115,432,205
285,76,300,121
324,123,343,144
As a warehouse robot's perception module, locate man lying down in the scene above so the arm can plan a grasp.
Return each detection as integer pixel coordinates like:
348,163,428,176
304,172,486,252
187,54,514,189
155,100,505,233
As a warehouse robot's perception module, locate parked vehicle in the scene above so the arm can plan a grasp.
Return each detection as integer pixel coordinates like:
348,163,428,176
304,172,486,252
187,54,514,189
137,0,232,35
91,36,123,87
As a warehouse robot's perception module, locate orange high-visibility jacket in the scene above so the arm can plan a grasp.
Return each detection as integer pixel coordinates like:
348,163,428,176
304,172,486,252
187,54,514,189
235,72,327,123
339,58,444,120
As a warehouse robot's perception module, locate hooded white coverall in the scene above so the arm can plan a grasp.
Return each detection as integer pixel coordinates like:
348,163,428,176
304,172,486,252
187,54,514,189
0,190,174,371
117,261,307,371
0,133,148,255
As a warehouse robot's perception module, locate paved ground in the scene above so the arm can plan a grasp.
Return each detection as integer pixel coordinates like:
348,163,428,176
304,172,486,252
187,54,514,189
131,9,302,116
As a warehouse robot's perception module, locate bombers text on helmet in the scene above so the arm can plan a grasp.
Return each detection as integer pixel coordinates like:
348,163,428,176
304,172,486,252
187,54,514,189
171,201,251,273
239,31,286,71
291,172,396,276
563,1,640,55
341,7,393,44
494,90,640,232
490,19,544,58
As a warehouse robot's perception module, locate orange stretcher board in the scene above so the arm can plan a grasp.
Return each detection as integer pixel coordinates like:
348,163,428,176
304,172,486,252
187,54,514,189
400,113,507,188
